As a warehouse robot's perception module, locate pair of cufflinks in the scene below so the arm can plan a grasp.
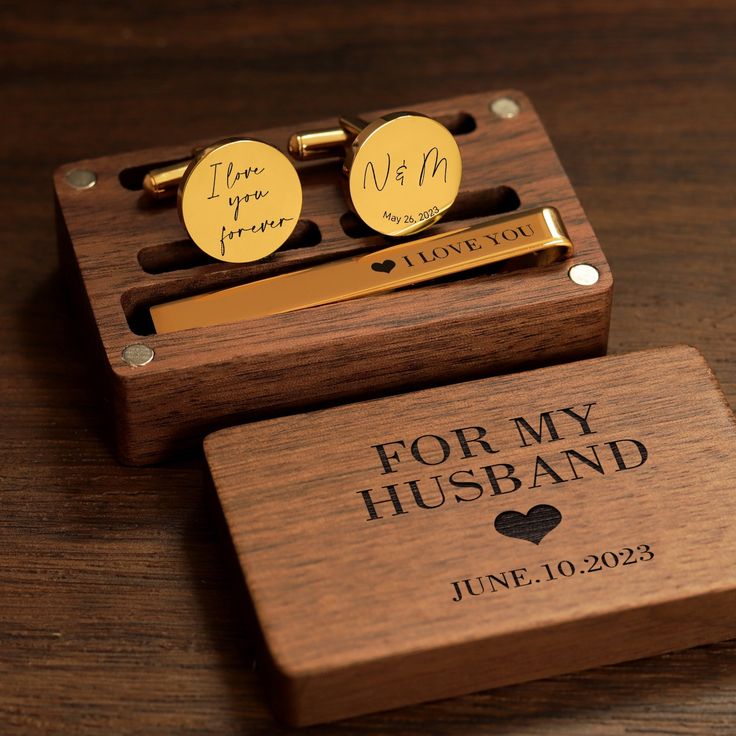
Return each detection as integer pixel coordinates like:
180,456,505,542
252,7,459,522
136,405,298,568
144,112,463,263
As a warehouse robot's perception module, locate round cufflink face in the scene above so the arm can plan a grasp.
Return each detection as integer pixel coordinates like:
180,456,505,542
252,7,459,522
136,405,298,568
346,113,462,237
178,139,302,263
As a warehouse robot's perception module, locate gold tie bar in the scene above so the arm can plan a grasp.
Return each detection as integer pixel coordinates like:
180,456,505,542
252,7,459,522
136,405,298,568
150,206,573,334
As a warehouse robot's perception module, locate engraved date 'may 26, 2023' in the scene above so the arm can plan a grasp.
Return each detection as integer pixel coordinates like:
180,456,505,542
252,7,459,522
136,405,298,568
363,146,449,227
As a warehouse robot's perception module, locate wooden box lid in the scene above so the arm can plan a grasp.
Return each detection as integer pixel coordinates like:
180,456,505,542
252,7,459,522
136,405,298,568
204,345,736,726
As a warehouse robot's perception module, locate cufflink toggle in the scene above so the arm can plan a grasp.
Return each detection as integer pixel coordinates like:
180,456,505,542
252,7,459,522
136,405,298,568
289,113,462,238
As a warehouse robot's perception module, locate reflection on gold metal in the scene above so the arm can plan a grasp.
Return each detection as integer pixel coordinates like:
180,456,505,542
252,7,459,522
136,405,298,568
150,207,573,334
287,126,351,161
290,112,462,238
143,143,216,199
143,162,188,199
175,138,302,264
287,115,367,160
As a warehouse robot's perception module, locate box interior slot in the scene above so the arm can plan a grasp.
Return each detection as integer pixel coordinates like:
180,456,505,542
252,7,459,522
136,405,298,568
122,183,521,336
138,220,322,274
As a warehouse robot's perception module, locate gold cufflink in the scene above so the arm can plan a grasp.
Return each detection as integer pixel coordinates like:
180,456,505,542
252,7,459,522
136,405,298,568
289,113,462,238
144,138,302,264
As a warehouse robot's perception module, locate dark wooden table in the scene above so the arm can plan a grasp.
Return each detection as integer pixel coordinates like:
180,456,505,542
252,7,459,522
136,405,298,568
2,2,735,733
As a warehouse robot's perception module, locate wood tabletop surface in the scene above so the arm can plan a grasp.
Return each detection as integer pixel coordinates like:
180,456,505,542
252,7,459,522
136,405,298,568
2,1,735,734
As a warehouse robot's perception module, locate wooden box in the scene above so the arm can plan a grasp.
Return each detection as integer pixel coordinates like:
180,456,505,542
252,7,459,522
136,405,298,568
205,345,736,726
54,89,612,465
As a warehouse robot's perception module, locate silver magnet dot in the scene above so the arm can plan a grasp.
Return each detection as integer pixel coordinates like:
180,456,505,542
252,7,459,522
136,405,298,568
64,169,97,190
122,344,154,367
490,97,521,119
568,263,600,286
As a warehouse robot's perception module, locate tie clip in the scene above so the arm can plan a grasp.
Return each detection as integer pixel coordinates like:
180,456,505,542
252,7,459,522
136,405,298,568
150,206,573,334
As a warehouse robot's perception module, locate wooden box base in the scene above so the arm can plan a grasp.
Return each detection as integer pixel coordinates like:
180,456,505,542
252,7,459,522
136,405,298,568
55,89,611,465
205,346,736,726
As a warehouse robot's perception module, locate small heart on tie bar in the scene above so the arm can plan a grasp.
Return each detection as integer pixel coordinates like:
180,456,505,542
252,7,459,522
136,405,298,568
371,259,396,274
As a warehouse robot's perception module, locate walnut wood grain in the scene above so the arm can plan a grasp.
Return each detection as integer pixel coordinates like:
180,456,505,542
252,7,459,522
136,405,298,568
55,89,611,465
2,1,735,734
205,346,736,724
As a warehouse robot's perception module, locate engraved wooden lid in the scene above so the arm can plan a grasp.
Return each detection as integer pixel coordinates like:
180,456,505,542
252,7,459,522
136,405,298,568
204,346,736,726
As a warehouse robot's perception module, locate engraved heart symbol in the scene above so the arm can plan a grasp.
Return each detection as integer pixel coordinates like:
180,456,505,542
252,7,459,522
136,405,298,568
371,259,396,274
494,504,562,545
